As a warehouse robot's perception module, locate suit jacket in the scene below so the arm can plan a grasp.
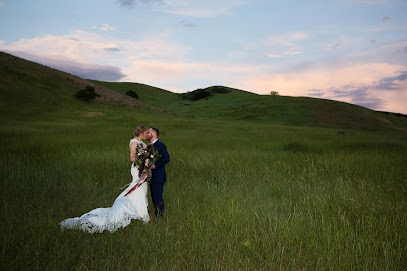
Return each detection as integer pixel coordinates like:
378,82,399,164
150,140,170,184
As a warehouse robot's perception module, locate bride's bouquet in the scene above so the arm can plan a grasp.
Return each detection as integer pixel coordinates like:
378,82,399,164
134,144,161,182
124,144,161,197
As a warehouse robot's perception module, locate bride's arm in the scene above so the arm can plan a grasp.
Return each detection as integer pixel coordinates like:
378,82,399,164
130,142,138,162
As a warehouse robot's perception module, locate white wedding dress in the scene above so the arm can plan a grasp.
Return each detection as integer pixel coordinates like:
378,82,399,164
60,139,150,234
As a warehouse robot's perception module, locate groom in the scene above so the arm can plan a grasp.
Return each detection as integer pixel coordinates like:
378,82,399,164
147,127,170,218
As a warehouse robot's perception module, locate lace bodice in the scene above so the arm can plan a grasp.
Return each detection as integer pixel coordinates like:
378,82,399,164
129,138,147,148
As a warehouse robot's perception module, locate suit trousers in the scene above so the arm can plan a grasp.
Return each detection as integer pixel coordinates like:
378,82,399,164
150,182,165,217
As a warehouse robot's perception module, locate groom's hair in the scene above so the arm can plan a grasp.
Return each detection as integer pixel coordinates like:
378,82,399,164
151,127,159,137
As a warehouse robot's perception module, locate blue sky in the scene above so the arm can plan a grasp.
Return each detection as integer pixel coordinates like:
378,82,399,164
1,0,407,113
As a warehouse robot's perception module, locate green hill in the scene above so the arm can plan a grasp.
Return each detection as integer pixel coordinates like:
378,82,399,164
1,51,407,130
94,81,407,131
0,52,166,122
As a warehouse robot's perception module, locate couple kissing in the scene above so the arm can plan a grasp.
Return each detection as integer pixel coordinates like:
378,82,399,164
61,125,170,234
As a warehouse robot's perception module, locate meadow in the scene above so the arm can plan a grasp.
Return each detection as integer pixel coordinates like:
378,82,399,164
1,110,407,270
1,52,407,270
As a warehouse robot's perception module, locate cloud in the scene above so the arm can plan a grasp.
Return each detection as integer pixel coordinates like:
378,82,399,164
382,16,392,23
0,30,190,82
92,24,117,31
284,51,301,55
117,0,162,9
57,61,125,81
104,47,121,52
0,29,188,63
258,32,310,57
164,0,247,17
322,36,363,51
339,39,407,65
0,29,197,85
348,89,384,109
118,0,247,17
235,59,407,113
268,32,309,46
375,70,407,90
304,68,407,111
267,53,281,58
4,50,126,81
100,24,117,31
310,86,385,110
179,21,196,30
308,89,325,97
126,33,190,59
327,43,341,51
237,32,310,61
330,87,384,109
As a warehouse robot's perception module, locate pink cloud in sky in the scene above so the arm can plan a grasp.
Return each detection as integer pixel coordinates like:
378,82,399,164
236,62,407,113
0,30,189,65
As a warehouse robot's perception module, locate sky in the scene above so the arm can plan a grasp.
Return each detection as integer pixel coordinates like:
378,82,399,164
1,0,407,114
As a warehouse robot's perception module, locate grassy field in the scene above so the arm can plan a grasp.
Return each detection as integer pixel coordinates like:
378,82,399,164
1,111,407,270
1,52,407,270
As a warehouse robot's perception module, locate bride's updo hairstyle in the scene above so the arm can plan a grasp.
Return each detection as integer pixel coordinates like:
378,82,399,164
134,125,147,137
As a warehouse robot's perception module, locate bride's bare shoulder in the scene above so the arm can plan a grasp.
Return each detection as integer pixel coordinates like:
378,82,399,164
129,139,138,149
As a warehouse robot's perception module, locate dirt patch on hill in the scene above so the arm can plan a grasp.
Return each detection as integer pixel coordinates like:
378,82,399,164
68,76,168,113
377,117,392,125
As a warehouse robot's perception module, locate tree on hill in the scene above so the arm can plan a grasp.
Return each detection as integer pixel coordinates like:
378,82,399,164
178,88,213,101
125,90,138,99
178,86,231,101
269,91,279,95
74,86,100,102
208,86,231,94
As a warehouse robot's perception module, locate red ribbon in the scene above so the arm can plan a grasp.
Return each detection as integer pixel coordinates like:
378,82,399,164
124,172,149,197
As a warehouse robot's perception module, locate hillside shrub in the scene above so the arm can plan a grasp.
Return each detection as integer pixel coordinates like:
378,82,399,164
209,86,231,94
178,88,213,101
178,86,231,101
376,111,407,118
126,90,138,99
74,86,100,102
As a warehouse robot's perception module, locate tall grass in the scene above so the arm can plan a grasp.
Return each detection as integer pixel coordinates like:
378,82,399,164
1,115,406,270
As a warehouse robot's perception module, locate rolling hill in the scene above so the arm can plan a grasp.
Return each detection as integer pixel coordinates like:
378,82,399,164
0,52,167,122
1,51,407,130
93,81,407,130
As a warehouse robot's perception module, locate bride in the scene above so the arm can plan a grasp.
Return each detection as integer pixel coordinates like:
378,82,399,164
61,125,150,233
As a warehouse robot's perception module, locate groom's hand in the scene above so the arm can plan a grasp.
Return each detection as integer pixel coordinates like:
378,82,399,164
151,165,156,169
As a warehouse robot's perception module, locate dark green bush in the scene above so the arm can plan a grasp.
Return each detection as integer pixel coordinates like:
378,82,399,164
74,86,100,102
179,86,231,101
178,88,213,101
209,86,231,94
125,90,138,99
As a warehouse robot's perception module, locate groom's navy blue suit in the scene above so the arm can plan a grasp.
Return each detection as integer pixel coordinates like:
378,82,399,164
150,139,170,217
